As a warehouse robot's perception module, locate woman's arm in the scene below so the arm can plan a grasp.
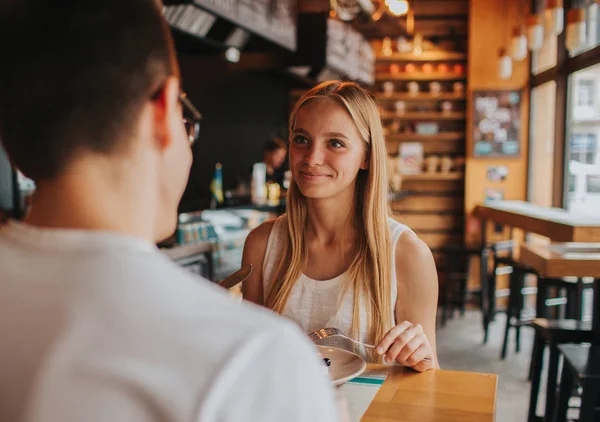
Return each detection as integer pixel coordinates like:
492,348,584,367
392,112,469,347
240,220,275,306
376,230,440,371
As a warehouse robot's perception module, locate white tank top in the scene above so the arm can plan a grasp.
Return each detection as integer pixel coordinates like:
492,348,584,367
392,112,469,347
262,215,414,357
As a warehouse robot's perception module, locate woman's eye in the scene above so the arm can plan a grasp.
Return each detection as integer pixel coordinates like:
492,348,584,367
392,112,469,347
329,139,345,148
293,135,308,145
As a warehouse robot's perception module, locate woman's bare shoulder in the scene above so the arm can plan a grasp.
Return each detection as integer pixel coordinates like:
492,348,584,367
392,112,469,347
394,230,438,290
244,219,277,251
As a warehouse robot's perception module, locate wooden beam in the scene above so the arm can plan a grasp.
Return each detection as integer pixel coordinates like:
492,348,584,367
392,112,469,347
411,0,469,17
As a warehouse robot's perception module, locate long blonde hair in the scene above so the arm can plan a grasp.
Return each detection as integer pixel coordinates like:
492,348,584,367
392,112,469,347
265,81,393,351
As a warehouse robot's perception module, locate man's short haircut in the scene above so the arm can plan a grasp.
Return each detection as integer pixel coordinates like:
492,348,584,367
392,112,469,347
0,0,178,181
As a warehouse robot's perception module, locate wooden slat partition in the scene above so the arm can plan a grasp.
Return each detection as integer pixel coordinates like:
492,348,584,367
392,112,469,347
393,213,464,232
417,231,464,249
392,195,464,212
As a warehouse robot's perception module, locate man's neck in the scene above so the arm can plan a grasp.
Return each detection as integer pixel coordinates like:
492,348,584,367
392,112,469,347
25,160,157,242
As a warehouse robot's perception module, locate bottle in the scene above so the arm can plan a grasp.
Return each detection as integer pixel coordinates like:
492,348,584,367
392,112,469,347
210,162,224,209
251,162,267,204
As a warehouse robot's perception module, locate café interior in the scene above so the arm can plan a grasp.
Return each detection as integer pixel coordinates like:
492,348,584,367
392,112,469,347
2,0,600,421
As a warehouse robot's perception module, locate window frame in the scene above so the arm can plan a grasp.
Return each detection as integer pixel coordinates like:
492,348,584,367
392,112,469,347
529,0,600,208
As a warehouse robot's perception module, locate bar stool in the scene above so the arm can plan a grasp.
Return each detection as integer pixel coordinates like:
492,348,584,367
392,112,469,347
554,344,600,422
500,263,538,359
481,240,519,344
528,319,592,422
527,278,596,422
441,244,482,327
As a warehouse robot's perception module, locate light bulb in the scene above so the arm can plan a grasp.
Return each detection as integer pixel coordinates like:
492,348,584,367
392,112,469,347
527,15,544,51
566,8,586,54
544,0,564,36
510,27,528,61
387,0,409,17
225,47,240,63
498,48,512,80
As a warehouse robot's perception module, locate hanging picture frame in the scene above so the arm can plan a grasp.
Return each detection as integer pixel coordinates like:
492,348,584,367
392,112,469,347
472,90,522,158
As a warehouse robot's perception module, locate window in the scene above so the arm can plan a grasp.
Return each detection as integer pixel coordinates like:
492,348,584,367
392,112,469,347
570,133,597,164
568,2,600,57
577,80,595,107
565,63,600,214
528,82,556,208
532,31,557,75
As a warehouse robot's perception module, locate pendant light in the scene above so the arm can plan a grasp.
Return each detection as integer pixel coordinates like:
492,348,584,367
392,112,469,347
498,47,513,80
545,0,564,35
511,26,528,61
566,7,587,54
527,14,544,51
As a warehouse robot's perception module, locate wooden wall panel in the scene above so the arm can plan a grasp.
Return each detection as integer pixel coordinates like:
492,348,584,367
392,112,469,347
465,0,530,244
465,0,530,290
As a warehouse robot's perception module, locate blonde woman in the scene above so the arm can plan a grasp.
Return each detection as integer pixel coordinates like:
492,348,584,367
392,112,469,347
242,81,439,371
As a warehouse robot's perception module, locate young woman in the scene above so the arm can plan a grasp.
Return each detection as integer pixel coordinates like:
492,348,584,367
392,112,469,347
242,81,439,371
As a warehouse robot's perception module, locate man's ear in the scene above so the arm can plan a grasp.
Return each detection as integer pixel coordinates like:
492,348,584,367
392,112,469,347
153,76,180,151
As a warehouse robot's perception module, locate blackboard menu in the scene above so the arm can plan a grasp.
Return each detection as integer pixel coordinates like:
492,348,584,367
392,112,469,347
472,90,521,157
194,0,296,51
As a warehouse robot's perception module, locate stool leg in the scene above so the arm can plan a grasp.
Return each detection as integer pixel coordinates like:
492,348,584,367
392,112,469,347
566,284,578,320
441,276,449,327
544,344,560,422
501,283,514,360
527,332,544,421
536,279,549,319
579,379,599,422
481,248,490,344
575,280,584,321
459,276,467,317
553,363,573,422
515,273,525,354
527,330,544,381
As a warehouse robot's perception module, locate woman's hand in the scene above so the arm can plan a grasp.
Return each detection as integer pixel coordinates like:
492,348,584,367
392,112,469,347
376,321,435,372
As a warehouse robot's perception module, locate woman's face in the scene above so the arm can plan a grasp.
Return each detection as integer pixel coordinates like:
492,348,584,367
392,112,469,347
289,99,368,200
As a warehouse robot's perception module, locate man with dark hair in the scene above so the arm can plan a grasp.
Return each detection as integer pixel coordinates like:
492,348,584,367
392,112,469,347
263,136,288,186
0,1,339,421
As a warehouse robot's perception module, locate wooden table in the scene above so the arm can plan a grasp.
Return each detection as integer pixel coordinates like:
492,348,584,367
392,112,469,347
520,242,600,279
362,365,497,422
474,201,600,242
473,201,600,337
519,242,600,344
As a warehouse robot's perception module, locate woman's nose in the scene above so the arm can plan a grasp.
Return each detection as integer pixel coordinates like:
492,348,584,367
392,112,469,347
304,143,324,166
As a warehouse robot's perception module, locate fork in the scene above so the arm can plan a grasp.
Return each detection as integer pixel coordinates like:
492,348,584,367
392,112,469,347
308,327,377,349
309,327,432,362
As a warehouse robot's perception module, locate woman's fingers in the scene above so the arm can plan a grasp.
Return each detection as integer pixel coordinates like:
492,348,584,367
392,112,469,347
382,326,423,363
395,337,423,365
405,345,435,372
376,321,412,355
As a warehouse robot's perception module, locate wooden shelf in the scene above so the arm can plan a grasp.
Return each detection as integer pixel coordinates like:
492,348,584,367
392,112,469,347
376,51,467,63
386,132,465,142
376,93,466,101
381,111,465,121
376,72,466,81
400,172,465,181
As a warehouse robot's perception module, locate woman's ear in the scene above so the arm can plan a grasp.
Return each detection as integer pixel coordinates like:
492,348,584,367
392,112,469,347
360,152,370,170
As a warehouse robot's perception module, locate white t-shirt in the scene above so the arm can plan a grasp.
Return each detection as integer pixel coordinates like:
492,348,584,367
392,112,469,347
0,221,338,422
